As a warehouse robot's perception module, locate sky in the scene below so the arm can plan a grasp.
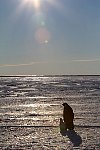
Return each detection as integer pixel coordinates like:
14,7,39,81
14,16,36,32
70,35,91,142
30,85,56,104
0,0,100,75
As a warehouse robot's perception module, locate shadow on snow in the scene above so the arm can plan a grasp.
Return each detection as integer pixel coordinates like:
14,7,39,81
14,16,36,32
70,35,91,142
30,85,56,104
60,118,82,147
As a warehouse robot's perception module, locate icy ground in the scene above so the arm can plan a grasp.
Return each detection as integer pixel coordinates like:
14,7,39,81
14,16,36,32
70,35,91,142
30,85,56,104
0,76,100,149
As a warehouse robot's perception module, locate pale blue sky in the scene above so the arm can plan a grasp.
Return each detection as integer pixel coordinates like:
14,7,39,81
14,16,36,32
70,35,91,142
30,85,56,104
0,0,100,75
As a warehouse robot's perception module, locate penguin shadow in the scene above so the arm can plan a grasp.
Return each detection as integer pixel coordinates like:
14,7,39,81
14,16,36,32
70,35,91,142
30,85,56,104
59,118,82,147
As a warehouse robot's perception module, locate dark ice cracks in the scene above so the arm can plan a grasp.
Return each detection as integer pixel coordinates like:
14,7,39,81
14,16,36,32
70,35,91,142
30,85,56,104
62,103,74,130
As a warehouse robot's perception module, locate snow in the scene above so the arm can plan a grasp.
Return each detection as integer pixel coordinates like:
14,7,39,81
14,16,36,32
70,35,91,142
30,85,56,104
0,76,100,149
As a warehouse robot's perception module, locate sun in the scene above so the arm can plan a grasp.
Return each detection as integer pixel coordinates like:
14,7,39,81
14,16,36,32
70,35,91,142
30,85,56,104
22,0,41,9
33,0,40,8
19,0,61,12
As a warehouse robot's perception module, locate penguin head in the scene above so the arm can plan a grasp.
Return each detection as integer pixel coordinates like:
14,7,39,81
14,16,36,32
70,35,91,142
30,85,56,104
62,103,68,107
62,103,69,107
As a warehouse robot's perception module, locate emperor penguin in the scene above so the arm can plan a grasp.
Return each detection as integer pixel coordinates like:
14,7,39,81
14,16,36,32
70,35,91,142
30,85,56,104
62,103,74,130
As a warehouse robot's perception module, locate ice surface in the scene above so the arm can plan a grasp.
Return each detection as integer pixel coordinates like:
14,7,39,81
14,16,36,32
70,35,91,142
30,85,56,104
0,75,100,149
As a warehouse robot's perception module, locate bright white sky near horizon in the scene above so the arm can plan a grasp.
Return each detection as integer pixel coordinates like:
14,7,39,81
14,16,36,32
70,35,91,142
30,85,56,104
0,0,100,75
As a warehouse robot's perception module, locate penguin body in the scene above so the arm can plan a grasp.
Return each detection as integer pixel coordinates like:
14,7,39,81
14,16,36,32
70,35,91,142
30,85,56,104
62,103,74,130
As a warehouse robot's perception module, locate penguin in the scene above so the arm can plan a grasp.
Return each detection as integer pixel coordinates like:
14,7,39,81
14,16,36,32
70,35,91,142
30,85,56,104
60,118,66,131
62,103,74,130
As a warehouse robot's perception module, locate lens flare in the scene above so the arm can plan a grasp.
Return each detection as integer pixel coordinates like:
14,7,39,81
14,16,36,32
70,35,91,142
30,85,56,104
13,0,62,45
35,27,51,44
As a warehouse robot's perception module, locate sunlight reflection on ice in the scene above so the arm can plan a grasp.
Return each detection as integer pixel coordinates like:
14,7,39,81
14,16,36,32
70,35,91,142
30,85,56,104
19,103,59,107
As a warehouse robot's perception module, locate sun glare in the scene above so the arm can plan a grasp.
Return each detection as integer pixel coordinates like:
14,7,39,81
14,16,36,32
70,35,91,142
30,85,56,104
32,0,40,8
22,0,41,9
15,0,62,44
19,0,62,11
